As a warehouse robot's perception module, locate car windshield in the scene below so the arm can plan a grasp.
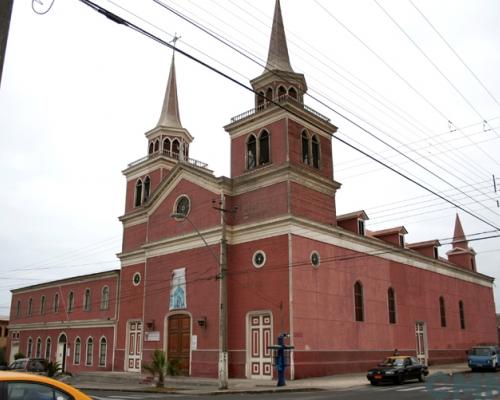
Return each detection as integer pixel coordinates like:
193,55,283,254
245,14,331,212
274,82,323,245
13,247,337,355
380,358,405,367
471,348,492,356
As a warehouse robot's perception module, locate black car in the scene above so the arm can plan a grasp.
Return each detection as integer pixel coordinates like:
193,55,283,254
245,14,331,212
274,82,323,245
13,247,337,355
367,356,429,385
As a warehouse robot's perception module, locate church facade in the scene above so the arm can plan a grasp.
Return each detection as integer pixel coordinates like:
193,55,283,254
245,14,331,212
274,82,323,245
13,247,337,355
7,0,497,379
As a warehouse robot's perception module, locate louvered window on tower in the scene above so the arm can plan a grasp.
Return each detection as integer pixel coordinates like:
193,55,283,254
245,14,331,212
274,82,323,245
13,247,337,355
301,131,309,164
247,135,256,169
259,131,270,164
311,135,320,168
134,180,143,207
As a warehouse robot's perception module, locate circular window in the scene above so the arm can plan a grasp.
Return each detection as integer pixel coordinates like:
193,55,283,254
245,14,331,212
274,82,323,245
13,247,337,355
175,195,191,217
252,251,267,268
133,272,141,286
311,251,320,268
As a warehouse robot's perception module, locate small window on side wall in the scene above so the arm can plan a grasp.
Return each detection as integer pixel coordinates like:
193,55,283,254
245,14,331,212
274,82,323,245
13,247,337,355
354,281,364,322
439,296,446,327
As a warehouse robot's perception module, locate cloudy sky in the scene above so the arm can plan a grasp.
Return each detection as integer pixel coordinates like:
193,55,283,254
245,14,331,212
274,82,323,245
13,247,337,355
1,0,499,316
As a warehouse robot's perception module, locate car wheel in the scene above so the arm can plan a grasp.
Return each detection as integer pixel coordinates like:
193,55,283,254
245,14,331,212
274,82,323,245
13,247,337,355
418,372,425,382
370,381,378,386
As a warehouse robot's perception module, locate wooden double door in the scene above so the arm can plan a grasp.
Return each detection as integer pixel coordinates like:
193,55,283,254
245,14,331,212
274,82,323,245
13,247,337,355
167,314,191,375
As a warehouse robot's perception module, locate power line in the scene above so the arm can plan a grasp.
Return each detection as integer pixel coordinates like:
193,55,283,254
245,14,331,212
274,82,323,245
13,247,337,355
76,0,500,232
408,0,500,113
315,0,500,169
373,0,500,157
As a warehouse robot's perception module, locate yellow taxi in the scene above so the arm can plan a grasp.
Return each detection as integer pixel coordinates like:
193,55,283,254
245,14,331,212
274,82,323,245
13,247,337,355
0,371,92,400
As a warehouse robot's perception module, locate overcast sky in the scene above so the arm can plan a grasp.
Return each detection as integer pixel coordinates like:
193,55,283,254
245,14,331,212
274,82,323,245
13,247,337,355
0,0,499,317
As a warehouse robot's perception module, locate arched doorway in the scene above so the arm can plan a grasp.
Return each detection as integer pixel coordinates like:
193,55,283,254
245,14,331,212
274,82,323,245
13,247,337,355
57,333,67,373
167,314,191,375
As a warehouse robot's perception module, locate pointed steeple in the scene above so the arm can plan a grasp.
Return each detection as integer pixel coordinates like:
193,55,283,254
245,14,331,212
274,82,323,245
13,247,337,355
157,53,182,129
265,0,293,73
452,213,468,249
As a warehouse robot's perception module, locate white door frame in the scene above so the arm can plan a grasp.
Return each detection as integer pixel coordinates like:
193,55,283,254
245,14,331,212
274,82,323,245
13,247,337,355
56,333,68,373
125,320,143,372
415,321,428,365
246,311,273,380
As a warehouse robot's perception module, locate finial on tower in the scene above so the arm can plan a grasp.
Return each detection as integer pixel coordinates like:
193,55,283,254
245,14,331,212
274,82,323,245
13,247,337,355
265,0,293,73
452,213,468,249
156,35,183,129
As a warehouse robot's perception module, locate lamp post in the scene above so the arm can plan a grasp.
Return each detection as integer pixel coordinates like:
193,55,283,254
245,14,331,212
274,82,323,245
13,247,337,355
170,212,228,390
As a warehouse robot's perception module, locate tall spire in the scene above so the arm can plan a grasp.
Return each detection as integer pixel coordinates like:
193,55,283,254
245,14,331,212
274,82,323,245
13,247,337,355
452,213,468,249
265,0,293,73
157,53,182,129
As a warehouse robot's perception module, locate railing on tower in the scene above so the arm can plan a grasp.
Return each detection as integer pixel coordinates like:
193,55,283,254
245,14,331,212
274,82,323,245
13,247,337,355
127,150,209,169
230,94,330,123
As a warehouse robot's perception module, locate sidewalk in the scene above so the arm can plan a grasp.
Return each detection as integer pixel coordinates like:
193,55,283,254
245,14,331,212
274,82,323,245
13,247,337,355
67,363,469,394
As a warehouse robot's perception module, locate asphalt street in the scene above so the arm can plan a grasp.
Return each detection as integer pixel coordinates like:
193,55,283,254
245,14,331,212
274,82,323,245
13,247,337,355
86,371,500,400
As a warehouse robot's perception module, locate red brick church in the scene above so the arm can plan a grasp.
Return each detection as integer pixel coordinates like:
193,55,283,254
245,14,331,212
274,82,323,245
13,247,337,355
7,0,497,379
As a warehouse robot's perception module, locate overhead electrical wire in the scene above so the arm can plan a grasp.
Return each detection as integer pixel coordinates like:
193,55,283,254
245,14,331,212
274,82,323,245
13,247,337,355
374,0,500,145
221,0,496,182
315,0,500,169
408,0,500,113
147,0,500,224
175,0,495,190
166,0,494,186
75,0,500,232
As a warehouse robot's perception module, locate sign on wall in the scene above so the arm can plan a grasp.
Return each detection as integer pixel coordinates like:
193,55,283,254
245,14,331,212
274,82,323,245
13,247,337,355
145,331,160,342
169,267,187,310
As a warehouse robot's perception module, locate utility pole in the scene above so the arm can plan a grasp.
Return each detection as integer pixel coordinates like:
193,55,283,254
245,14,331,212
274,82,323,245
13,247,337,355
212,197,236,390
0,0,14,88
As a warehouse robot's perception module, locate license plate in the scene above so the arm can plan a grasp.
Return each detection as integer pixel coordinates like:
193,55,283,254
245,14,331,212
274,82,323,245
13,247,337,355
374,374,382,379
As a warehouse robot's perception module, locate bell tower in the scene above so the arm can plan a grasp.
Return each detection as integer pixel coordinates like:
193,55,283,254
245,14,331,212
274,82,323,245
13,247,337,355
122,53,194,214
224,0,340,226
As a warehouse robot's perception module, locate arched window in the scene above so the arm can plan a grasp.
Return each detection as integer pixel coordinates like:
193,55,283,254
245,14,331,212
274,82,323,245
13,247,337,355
278,85,287,98
311,135,320,168
288,87,298,99
301,131,309,164
28,298,33,317
247,134,257,169
134,179,143,207
27,337,33,357
265,87,273,103
143,176,151,203
163,138,171,155
99,337,107,367
74,337,81,365
68,291,74,313
101,286,109,311
16,300,21,317
40,296,46,316
257,91,265,107
86,337,94,366
154,139,160,152
53,293,59,313
148,142,154,155
259,130,270,164
84,289,91,311
439,296,446,327
354,281,364,322
184,143,189,159
459,300,465,329
388,288,396,324
35,337,42,358
172,139,180,156
45,337,52,360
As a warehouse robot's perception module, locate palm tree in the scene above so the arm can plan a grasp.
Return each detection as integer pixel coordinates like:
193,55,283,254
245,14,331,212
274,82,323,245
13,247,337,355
142,349,167,387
